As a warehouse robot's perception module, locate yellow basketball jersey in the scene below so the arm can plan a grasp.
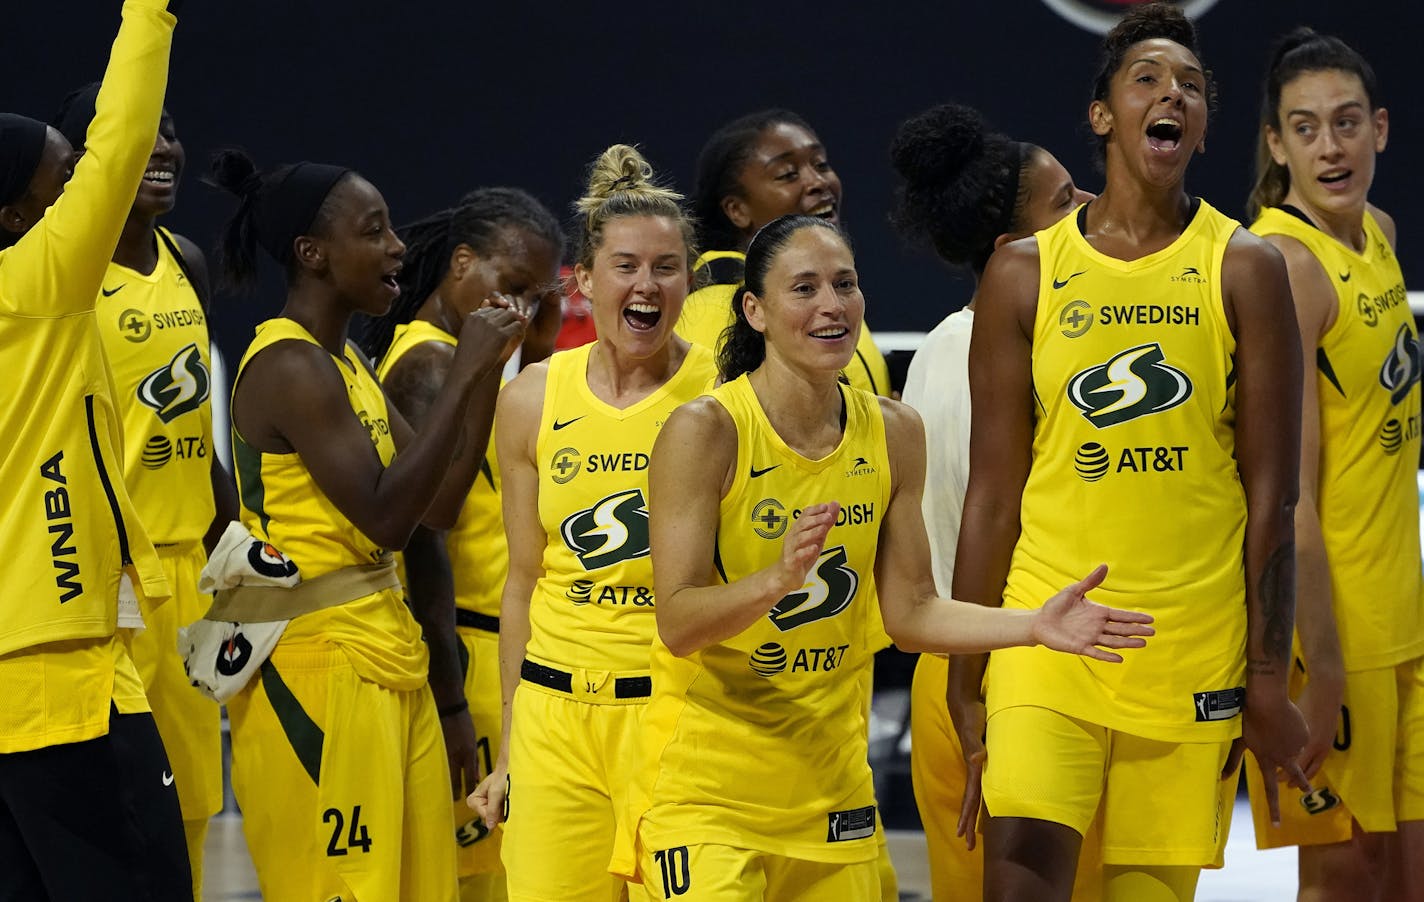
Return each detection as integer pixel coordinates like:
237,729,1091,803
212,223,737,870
378,320,506,619
526,341,716,671
676,250,893,396
232,318,426,690
635,375,892,863
990,200,1247,744
95,228,214,545
1252,206,1424,671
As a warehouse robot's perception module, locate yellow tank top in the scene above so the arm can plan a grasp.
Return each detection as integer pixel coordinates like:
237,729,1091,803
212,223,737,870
95,229,214,545
676,250,893,396
635,376,892,862
990,200,1247,743
232,318,426,690
526,341,716,672
378,320,506,620
1253,206,1424,671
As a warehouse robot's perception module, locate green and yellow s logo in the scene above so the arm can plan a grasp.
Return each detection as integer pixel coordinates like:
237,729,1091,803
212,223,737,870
560,489,650,570
1068,343,1192,428
768,545,859,631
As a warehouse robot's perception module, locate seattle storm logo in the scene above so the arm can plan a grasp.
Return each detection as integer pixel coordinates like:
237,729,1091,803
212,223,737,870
1378,324,1422,405
1068,343,1192,428
137,343,210,424
560,489,650,570
768,545,859,631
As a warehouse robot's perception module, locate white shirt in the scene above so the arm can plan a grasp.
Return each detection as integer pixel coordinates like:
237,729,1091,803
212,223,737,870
901,307,974,597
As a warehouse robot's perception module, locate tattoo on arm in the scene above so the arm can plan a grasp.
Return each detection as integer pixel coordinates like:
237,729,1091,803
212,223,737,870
1257,540,1296,667
385,361,443,431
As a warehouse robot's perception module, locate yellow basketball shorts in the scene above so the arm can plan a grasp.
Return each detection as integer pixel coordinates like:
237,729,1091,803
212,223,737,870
453,626,505,881
638,841,877,901
913,657,1106,898
126,543,223,822
502,665,651,902
982,705,1235,867
227,645,457,902
1246,654,1424,845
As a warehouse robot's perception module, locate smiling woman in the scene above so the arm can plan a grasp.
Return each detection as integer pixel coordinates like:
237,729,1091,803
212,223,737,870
466,143,718,902
950,5,1309,901
209,148,522,901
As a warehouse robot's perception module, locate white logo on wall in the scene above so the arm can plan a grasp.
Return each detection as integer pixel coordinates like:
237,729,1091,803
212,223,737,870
1040,0,1221,34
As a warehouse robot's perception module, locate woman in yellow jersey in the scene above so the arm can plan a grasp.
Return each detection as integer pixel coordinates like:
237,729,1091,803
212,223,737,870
1241,30,1424,902
0,3,190,899
680,110,890,396
52,86,239,901
618,214,1153,902
951,6,1310,902
467,144,719,902
890,102,1096,901
211,148,524,902
367,187,564,902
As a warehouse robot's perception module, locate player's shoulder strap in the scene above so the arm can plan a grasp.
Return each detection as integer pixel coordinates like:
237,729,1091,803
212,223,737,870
156,226,211,310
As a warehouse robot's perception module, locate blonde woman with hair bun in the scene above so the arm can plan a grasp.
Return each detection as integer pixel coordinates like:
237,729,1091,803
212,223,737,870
470,144,717,901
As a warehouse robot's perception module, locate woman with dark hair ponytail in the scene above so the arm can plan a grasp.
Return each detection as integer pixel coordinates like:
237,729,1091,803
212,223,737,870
890,101,1094,901
1240,28,1422,902
371,186,563,900
616,213,1151,901
212,148,524,901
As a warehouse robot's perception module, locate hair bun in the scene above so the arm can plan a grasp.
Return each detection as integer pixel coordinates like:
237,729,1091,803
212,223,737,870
1270,25,1320,67
208,148,263,198
890,103,989,186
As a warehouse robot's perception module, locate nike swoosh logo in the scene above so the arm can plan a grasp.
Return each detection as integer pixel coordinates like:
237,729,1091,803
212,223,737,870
749,464,779,478
1053,271,1086,290
162,771,175,787
1339,270,1351,282
101,284,126,297
552,416,584,431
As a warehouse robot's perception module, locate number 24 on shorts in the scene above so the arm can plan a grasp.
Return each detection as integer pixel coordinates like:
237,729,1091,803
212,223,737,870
323,805,373,856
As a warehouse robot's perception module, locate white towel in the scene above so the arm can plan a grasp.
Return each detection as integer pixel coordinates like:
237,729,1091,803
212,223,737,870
118,573,145,631
179,522,300,702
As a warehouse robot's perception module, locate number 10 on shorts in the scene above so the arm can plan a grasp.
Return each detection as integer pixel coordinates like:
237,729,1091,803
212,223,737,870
653,846,690,897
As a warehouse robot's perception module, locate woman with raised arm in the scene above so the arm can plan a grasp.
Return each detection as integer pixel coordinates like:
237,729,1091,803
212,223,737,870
1242,28,1422,902
0,3,190,899
369,186,563,901
468,145,717,901
950,5,1309,901
614,214,1151,901
211,149,522,901
890,101,1096,901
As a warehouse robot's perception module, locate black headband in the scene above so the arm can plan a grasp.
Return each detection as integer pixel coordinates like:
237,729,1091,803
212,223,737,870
254,162,352,264
992,141,1029,239
0,114,51,207
51,83,101,152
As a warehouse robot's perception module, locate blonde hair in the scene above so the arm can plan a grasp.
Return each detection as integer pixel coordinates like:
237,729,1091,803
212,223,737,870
574,144,697,268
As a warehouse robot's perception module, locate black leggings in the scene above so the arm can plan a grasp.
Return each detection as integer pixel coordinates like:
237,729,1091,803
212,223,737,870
0,706,192,902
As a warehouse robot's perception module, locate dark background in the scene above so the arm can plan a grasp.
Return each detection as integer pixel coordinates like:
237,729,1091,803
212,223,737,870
2,0,1418,362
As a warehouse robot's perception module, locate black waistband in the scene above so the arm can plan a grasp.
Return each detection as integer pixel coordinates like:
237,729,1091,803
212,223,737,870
520,659,651,699
455,609,500,633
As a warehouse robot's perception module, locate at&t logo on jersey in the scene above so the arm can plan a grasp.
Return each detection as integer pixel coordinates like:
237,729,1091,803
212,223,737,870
1074,442,1189,481
560,489,650,570
1378,324,1422,405
749,642,788,676
137,343,210,424
1068,343,1192,428
768,545,858,631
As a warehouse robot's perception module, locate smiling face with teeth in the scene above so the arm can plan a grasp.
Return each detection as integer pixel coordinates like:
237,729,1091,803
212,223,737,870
721,122,842,250
744,224,863,377
574,214,690,358
132,112,183,219
1091,38,1208,186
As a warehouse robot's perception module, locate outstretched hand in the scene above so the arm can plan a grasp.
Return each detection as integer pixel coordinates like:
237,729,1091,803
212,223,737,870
1032,564,1154,662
